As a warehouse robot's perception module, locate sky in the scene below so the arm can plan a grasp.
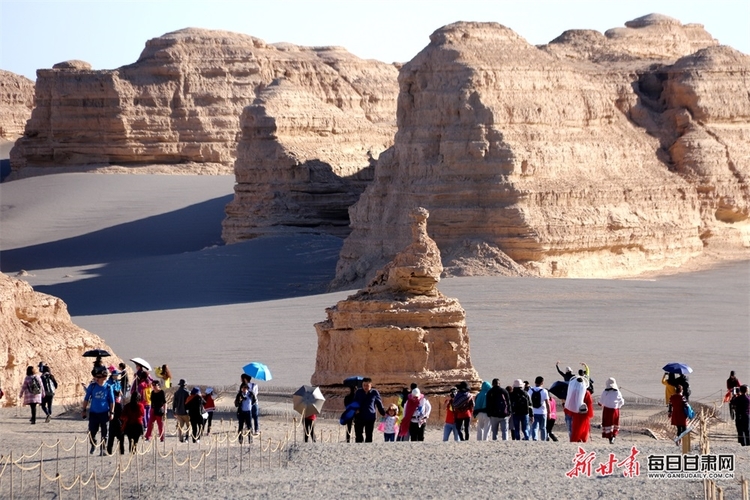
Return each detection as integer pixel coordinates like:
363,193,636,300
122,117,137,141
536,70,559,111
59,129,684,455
1,0,749,81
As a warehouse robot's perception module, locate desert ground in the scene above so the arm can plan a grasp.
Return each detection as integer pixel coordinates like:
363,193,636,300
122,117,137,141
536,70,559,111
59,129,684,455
1,171,749,498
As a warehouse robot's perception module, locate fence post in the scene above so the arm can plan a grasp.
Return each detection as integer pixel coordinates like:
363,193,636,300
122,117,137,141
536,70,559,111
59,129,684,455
38,453,42,500
10,450,13,500
153,441,157,486
56,440,60,478
118,463,122,500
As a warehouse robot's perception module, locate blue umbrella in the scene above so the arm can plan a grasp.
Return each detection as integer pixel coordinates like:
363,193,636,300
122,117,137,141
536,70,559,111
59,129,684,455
243,362,272,381
343,376,364,388
662,362,693,375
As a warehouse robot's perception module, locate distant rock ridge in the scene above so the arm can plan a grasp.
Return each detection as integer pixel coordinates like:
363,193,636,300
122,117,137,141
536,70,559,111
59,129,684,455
333,16,749,287
312,208,481,394
0,273,124,407
0,70,34,139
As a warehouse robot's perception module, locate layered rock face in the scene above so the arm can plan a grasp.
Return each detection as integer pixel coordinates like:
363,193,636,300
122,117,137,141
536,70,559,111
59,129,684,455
10,28,397,195
0,70,34,139
334,15,750,287
222,54,397,241
0,273,123,407
312,208,481,394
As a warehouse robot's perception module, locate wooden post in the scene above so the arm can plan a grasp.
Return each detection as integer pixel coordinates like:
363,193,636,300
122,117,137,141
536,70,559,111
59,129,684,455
37,453,42,500
56,440,60,478
681,432,691,454
9,451,13,500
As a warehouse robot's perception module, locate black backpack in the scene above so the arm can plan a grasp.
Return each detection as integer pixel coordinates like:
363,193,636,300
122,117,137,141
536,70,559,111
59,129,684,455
42,374,56,396
513,391,530,416
491,390,510,418
531,388,542,409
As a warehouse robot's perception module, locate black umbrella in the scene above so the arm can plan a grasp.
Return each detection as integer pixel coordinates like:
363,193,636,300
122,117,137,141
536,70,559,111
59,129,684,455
549,380,568,400
343,376,364,388
83,349,111,358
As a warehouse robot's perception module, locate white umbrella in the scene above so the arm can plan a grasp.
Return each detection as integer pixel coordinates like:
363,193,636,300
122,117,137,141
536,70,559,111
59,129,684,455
130,357,151,371
292,385,325,417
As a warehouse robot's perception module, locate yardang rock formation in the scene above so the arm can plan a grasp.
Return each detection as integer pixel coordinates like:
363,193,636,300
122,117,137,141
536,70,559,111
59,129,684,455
0,273,123,407
0,70,34,139
311,208,481,394
333,15,750,286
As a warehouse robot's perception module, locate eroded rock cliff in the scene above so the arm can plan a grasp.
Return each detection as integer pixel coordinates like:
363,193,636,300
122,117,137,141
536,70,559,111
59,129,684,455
10,28,397,194
333,15,749,287
0,70,34,139
312,208,481,394
0,273,123,407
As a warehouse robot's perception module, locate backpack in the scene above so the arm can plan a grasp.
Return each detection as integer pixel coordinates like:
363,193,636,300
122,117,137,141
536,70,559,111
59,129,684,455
452,391,472,413
42,374,56,396
531,388,542,409
29,376,42,395
513,391,530,416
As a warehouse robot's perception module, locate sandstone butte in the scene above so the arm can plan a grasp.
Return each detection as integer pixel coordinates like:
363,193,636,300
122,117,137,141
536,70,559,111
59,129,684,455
0,272,124,408
0,69,34,139
332,14,750,286
7,28,398,240
312,208,481,396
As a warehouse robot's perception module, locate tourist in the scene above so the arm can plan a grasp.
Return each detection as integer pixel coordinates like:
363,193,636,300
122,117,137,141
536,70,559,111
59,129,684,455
304,414,317,442
106,390,125,455
132,370,153,431
82,366,115,455
452,381,474,441
352,377,386,443
172,379,191,443
473,380,492,441
121,392,145,453
155,364,172,389
506,385,517,439
399,388,431,441
579,363,594,393
569,377,594,442
528,376,550,441
564,376,587,438
235,383,255,444
240,374,260,433
510,379,531,440
106,368,122,395
679,374,691,402
40,365,58,423
20,365,45,425
145,380,166,442
598,377,625,444
556,362,574,382
725,371,741,402
443,388,461,442
486,379,511,441
382,404,399,442
185,387,206,443
203,388,216,435
662,373,678,408
729,385,750,446
668,384,689,441
546,394,559,442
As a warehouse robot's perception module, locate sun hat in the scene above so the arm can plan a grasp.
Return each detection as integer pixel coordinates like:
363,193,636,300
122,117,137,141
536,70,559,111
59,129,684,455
191,387,200,395
566,367,572,373
411,388,420,397
205,387,214,395
605,377,618,390
513,379,523,388
178,379,186,387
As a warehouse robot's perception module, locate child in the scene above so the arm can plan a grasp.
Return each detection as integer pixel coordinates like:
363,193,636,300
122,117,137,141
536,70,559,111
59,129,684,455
383,404,399,442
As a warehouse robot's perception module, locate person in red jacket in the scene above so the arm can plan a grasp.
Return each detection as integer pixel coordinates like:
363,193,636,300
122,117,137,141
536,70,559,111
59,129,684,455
121,393,145,453
669,384,689,439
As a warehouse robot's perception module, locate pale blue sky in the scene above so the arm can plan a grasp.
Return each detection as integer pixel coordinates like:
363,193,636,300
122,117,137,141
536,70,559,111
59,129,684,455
1,0,748,81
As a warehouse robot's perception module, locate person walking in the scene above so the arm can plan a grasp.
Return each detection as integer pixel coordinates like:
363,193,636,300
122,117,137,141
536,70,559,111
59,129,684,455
382,404,399,442
729,385,750,446
20,365,45,424
352,377,386,443
172,379,191,443
106,390,125,455
443,388,461,441
203,388,216,435
486,379,511,441
145,380,166,442
668,384,689,441
400,388,431,441
303,414,317,442
474,381,492,441
564,376,587,437
40,365,58,422
662,373,678,408
235,383,255,444
82,366,115,455
452,381,474,441
343,385,356,443
185,387,205,443
121,393,145,453
240,374,260,434
528,376,550,441
510,379,531,440
118,363,130,395
569,377,594,443
546,394,559,442
598,377,625,444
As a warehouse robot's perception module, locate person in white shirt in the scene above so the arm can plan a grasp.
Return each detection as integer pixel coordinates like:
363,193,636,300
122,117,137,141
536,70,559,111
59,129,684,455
527,376,550,441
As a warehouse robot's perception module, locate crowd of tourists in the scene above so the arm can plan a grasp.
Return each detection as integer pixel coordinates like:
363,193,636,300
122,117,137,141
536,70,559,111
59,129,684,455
340,365,750,447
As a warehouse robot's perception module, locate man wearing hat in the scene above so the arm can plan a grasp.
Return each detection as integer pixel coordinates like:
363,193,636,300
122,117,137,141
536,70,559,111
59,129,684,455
510,379,531,440
172,379,190,442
